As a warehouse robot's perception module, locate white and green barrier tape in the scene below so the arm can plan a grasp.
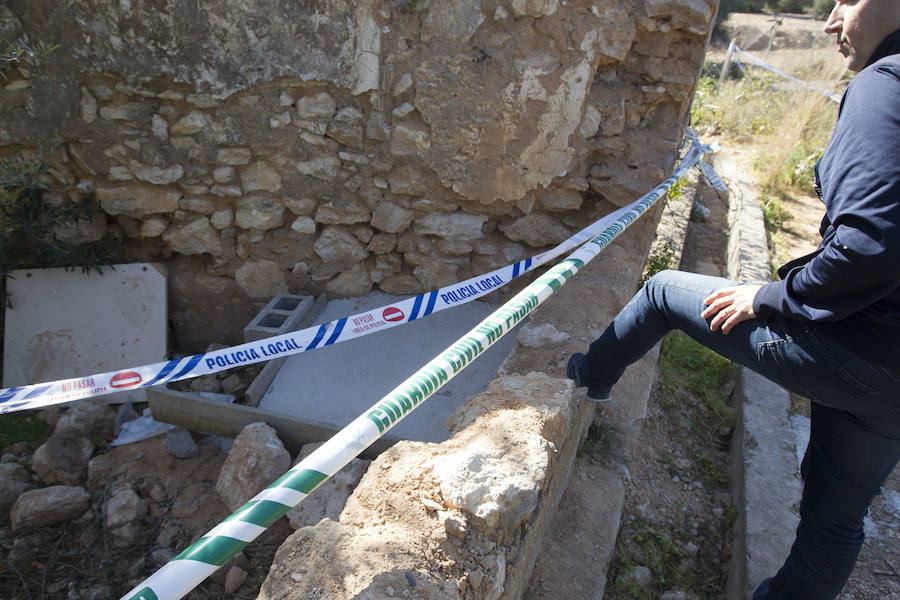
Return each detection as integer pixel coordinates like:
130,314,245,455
119,131,713,600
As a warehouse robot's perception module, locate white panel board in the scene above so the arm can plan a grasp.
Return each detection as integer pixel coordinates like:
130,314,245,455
3,263,167,404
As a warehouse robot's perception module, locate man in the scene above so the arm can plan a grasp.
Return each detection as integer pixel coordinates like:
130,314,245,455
566,1,900,598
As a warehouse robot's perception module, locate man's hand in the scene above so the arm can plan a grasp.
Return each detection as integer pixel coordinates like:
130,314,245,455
701,284,762,334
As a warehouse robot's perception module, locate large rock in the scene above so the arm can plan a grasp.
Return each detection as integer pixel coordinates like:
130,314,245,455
314,226,369,264
413,213,488,241
314,199,371,225
286,442,370,530
235,196,286,230
10,486,91,533
96,185,181,218
259,374,576,597
234,259,287,299
498,214,572,247
241,160,283,193
216,422,291,511
162,217,224,256
32,428,94,486
54,397,116,439
371,202,414,234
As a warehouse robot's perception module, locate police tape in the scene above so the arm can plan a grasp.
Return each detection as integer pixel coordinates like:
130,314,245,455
119,131,712,600
0,132,712,416
731,44,842,104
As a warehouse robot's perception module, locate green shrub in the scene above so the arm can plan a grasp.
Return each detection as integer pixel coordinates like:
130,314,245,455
809,0,834,18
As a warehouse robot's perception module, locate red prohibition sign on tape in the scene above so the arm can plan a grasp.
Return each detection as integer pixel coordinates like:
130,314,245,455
382,307,404,322
110,370,143,388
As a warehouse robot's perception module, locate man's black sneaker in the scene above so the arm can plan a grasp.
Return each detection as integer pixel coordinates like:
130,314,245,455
566,353,610,402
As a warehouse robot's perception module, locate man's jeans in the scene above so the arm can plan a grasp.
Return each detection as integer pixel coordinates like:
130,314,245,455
581,270,900,599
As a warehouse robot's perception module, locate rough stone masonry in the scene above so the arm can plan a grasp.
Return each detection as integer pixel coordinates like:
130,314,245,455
2,0,716,349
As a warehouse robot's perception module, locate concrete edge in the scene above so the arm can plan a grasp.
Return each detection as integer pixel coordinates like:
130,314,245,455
714,152,803,600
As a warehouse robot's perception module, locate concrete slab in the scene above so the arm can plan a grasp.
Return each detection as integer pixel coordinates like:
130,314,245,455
3,264,167,404
258,291,520,443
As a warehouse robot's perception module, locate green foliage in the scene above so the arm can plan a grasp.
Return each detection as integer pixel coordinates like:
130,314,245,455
641,240,678,287
665,177,688,202
578,420,626,461
0,150,121,281
610,519,687,598
809,0,834,19
658,331,736,445
1,38,59,71
0,39,121,365
761,191,794,232
690,73,785,140
0,410,50,451
0,150,123,368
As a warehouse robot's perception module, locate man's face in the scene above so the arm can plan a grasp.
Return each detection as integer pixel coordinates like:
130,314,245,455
824,0,900,71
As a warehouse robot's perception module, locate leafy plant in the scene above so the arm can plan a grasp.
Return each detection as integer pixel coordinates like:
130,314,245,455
0,410,51,451
640,240,678,287
658,331,736,446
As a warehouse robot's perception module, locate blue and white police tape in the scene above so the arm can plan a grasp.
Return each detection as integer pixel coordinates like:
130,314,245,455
732,44,842,104
119,131,711,600
0,131,712,416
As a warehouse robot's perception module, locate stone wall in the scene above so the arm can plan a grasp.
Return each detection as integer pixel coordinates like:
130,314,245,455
2,0,716,349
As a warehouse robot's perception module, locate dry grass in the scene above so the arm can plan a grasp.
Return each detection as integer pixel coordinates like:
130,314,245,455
691,50,844,232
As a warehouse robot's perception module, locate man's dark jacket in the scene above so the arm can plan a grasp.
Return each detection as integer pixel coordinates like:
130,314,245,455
753,30,900,368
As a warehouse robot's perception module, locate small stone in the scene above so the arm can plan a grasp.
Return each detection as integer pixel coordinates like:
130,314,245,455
166,427,199,459
6,538,31,570
217,148,252,166
661,591,700,600
140,215,168,238
392,73,413,97
80,87,98,123
221,374,243,395
444,515,467,539
284,197,317,215
517,323,569,348
392,102,416,118
421,497,443,511
235,196,285,230
224,565,248,593
170,111,209,135
213,166,234,183
215,423,290,511
210,209,233,230
185,93,219,108
291,216,316,234
190,375,222,393
296,92,336,119
151,114,169,140
150,548,176,564
621,565,653,589
468,570,484,590
104,488,148,547
235,260,287,299
242,160,283,193
691,201,710,222
270,112,292,128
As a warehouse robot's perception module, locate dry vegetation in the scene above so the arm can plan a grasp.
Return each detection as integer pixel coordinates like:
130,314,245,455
691,46,846,269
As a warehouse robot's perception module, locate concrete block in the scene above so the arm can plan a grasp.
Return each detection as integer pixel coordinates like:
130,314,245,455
243,294,322,342
2,263,167,404
728,367,802,599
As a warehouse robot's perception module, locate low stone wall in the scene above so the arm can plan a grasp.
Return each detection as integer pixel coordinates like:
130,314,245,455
3,0,716,349
256,215,657,597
